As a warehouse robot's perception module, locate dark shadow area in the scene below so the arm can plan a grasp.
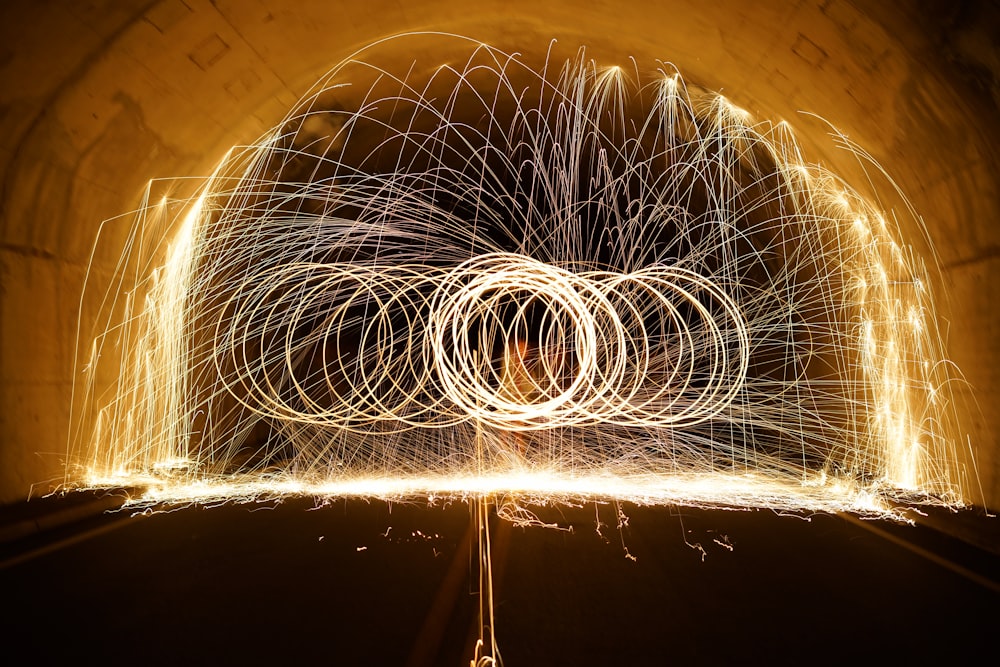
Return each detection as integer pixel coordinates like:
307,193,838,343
1,496,997,666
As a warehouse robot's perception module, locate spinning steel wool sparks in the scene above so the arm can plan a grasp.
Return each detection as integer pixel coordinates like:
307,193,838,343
70,34,970,515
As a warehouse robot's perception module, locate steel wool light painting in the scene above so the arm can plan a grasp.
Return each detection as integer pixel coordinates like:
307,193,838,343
70,35,970,514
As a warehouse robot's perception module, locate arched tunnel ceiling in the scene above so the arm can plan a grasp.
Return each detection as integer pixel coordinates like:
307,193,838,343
0,0,998,508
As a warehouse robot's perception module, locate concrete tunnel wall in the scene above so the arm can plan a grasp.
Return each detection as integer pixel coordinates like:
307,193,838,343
1,0,998,508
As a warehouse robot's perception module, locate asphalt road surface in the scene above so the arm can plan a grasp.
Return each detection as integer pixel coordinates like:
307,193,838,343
2,496,997,666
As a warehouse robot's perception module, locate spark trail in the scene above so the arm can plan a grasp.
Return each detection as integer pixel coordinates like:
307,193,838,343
71,35,970,517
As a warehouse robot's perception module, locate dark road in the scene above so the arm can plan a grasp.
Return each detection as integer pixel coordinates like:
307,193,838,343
2,496,997,666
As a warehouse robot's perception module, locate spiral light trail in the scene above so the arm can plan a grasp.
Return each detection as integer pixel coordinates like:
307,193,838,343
70,35,970,516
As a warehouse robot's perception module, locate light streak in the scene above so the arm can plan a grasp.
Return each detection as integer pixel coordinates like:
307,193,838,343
70,35,971,518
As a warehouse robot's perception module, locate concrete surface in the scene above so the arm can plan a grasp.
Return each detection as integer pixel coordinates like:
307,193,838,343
1,498,997,665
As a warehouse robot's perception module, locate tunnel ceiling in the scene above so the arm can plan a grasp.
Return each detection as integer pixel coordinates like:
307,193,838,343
1,0,998,509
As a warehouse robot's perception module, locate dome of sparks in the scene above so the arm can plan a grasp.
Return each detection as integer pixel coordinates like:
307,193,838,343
72,35,968,512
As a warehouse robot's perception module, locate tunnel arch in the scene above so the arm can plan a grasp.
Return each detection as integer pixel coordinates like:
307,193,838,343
1,0,997,510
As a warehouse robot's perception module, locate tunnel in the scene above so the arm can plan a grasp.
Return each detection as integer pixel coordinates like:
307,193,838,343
1,1,998,664
3,0,998,509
